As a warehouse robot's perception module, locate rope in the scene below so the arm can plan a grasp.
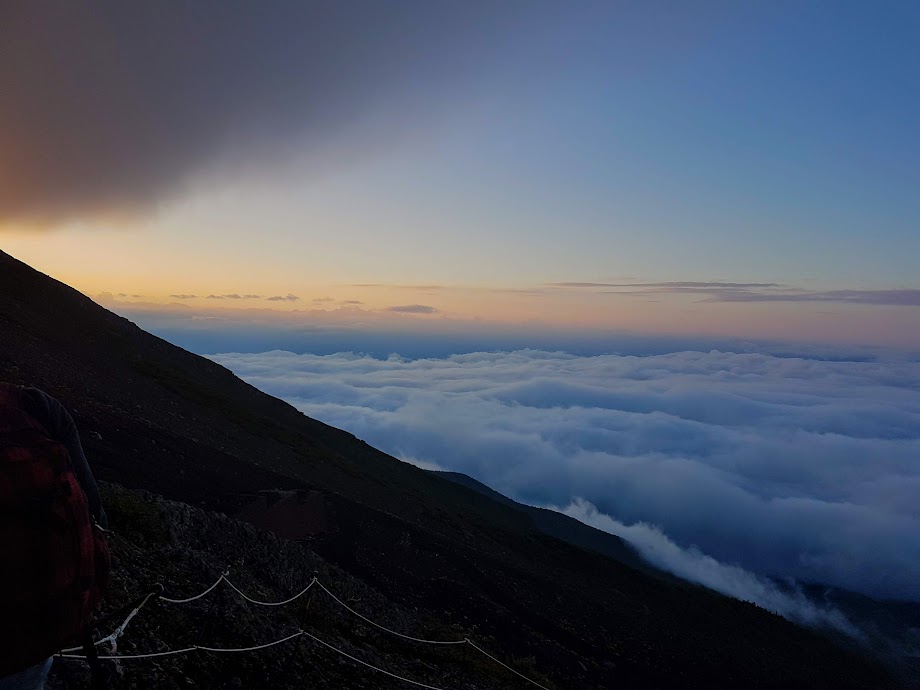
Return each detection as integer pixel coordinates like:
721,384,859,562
314,579,466,645
301,630,449,690
59,570,553,688
465,638,551,690
59,647,197,660
157,570,315,608
316,580,550,687
60,627,452,689
100,592,156,647
59,592,157,654
194,630,306,653
59,631,304,660
159,570,229,604
223,577,316,607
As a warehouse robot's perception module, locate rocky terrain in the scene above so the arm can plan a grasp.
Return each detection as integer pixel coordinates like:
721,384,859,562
50,483,541,689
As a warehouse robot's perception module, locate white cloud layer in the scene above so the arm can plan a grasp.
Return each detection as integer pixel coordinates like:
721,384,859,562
211,349,920,604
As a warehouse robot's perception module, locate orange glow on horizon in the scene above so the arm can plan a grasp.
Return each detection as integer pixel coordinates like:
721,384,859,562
4,237,919,350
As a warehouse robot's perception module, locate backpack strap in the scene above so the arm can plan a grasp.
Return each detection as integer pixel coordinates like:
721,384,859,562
0,383,48,436
0,382,20,405
81,631,107,690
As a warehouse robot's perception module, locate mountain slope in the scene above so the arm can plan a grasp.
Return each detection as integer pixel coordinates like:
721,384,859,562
431,471,652,575
0,249,899,688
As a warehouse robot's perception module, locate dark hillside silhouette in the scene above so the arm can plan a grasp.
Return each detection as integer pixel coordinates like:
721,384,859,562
0,249,899,688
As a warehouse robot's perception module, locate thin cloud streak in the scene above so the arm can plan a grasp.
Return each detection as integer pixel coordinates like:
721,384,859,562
705,288,920,306
387,304,439,314
352,284,447,291
551,281,783,289
553,281,920,307
171,293,265,301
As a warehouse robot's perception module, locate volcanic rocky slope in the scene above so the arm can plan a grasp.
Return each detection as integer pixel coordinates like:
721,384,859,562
0,249,900,688
50,482,548,690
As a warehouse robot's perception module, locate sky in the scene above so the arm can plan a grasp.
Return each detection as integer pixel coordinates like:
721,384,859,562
2,0,920,631
2,1,919,348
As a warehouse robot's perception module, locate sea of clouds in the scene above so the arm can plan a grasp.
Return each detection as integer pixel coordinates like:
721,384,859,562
211,348,920,629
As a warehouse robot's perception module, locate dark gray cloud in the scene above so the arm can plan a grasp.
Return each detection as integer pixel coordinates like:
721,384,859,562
169,294,198,300
341,300,364,305
243,294,262,300
212,349,920,608
0,1,521,228
266,293,300,302
387,304,439,314
312,297,335,303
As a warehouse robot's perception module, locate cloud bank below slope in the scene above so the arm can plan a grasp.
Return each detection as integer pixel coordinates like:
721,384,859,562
211,348,920,605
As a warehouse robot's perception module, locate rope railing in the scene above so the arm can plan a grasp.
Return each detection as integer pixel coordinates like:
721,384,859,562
159,570,230,604
60,646,197,660
59,568,552,690
59,591,158,654
301,629,450,690
223,576,316,607
192,629,307,654
158,569,319,608
156,571,464,644
465,638,551,690
312,579,467,646
61,628,453,690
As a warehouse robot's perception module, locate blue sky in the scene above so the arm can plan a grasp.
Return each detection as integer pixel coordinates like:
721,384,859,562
382,1,920,286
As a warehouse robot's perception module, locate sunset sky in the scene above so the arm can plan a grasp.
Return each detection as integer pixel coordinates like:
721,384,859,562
2,1,919,348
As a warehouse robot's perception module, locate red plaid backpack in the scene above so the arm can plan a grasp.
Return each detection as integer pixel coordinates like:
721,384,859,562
0,383,110,676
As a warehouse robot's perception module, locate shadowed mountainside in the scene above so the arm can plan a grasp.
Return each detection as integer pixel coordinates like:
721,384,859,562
51,482,551,690
431,471,652,575
0,249,901,688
